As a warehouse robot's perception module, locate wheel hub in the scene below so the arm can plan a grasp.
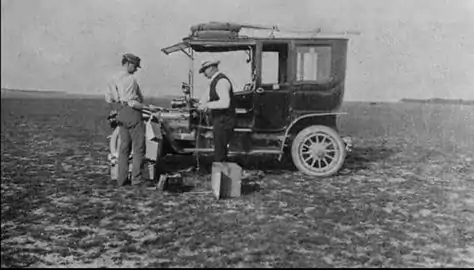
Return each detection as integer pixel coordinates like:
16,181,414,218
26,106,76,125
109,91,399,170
310,144,327,159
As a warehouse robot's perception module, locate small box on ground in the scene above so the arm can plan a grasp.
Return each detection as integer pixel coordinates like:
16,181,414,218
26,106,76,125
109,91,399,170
157,173,183,191
211,162,242,199
142,161,159,181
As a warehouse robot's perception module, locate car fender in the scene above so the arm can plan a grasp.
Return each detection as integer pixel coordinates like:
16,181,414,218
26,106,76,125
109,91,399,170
278,112,348,160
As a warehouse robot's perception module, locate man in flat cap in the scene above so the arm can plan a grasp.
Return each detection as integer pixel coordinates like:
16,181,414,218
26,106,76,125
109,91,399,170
198,60,236,162
105,53,155,187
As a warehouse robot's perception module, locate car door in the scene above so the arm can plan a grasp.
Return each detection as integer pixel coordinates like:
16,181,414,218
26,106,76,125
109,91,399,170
252,41,291,131
291,39,347,113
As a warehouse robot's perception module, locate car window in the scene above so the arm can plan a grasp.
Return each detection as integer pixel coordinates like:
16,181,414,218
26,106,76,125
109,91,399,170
261,43,289,85
296,45,332,83
261,51,279,84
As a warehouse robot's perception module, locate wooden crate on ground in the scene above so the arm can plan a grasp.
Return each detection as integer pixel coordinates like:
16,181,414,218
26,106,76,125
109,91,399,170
211,162,242,199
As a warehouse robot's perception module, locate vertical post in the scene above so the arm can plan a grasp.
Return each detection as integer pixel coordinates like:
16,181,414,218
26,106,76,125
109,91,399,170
255,42,262,87
310,47,318,81
296,49,304,81
189,48,194,98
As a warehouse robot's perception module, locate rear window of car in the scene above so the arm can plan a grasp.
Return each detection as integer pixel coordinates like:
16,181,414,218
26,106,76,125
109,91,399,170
296,45,332,83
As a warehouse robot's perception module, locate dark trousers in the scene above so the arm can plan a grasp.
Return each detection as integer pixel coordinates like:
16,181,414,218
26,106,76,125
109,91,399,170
116,106,145,186
213,115,235,162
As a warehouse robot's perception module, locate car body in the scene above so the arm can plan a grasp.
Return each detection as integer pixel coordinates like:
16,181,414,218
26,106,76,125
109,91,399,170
109,22,353,177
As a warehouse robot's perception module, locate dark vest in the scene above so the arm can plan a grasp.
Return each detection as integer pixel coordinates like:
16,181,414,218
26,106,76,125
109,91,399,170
209,73,236,120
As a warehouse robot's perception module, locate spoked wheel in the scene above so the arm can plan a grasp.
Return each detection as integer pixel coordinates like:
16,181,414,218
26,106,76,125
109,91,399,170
291,125,346,177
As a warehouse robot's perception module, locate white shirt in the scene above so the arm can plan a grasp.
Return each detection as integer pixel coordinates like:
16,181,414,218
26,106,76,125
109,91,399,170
105,71,144,108
200,71,231,110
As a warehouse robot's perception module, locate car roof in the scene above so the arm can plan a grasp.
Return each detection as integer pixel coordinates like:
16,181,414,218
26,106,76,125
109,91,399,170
162,36,348,55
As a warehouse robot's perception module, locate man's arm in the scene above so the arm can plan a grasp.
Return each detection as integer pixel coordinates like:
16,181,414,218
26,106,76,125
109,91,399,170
206,79,231,109
128,100,149,110
105,80,118,104
126,79,150,110
105,80,122,111
198,86,210,106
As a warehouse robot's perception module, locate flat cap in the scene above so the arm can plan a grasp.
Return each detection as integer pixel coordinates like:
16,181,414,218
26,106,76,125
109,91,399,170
122,53,141,68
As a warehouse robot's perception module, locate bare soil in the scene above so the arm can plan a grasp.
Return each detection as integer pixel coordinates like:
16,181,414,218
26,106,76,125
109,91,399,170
1,95,473,267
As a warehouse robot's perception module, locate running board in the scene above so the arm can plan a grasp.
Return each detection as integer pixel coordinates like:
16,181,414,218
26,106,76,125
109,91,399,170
194,126,252,132
182,148,282,155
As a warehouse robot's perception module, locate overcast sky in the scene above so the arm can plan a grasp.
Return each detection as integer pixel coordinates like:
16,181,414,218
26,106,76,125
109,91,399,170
1,0,473,101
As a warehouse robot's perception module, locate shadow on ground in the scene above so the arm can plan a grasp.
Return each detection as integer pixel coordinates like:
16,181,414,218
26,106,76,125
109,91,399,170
160,158,264,196
241,178,263,195
160,154,297,174
160,146,398,176
343,146,398,172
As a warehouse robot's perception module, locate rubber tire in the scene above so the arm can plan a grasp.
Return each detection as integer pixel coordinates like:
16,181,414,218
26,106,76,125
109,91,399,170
291,125,346,177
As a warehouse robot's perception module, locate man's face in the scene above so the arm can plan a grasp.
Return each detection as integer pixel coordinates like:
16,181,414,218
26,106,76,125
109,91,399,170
203,66,215,79
126,62,139,74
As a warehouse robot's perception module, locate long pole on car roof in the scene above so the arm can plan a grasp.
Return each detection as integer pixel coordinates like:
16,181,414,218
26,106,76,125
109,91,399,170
237,23,360,38
209,21,277,31
240,23,279,31
276,26,361,37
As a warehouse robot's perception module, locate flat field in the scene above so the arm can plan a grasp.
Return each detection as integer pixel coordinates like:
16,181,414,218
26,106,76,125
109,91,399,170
1,91,473,267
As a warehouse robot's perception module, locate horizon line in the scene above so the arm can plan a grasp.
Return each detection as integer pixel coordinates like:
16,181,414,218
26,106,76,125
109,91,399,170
3,87,472,103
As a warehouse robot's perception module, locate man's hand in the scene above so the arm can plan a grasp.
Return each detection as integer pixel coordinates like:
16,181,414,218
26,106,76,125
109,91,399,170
198,103,209,112
140,104,156,112
107,110,118,120
148,104,163,112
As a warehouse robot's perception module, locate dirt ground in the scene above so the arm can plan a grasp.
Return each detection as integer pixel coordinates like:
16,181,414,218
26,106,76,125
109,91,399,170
1,95,473,267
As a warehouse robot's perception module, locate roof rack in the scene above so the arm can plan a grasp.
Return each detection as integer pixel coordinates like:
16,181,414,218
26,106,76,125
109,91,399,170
189,21,360,39
162,22,359,55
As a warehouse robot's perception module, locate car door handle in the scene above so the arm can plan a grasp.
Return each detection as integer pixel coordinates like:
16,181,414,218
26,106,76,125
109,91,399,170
256,87,264,94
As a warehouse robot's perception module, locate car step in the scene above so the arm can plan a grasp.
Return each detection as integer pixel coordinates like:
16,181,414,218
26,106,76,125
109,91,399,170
183,148,282,155
194,125,252,132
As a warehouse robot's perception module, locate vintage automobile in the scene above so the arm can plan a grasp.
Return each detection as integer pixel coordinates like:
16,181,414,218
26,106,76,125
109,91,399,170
108,22,353,178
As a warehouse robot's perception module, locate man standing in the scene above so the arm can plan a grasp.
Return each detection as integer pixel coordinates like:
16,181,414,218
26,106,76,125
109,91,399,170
105,53,154,187
197,60,236,162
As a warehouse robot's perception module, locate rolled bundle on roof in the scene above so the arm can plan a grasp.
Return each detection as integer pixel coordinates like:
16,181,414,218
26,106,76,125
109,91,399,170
190,22,242,33
192,30,239,39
